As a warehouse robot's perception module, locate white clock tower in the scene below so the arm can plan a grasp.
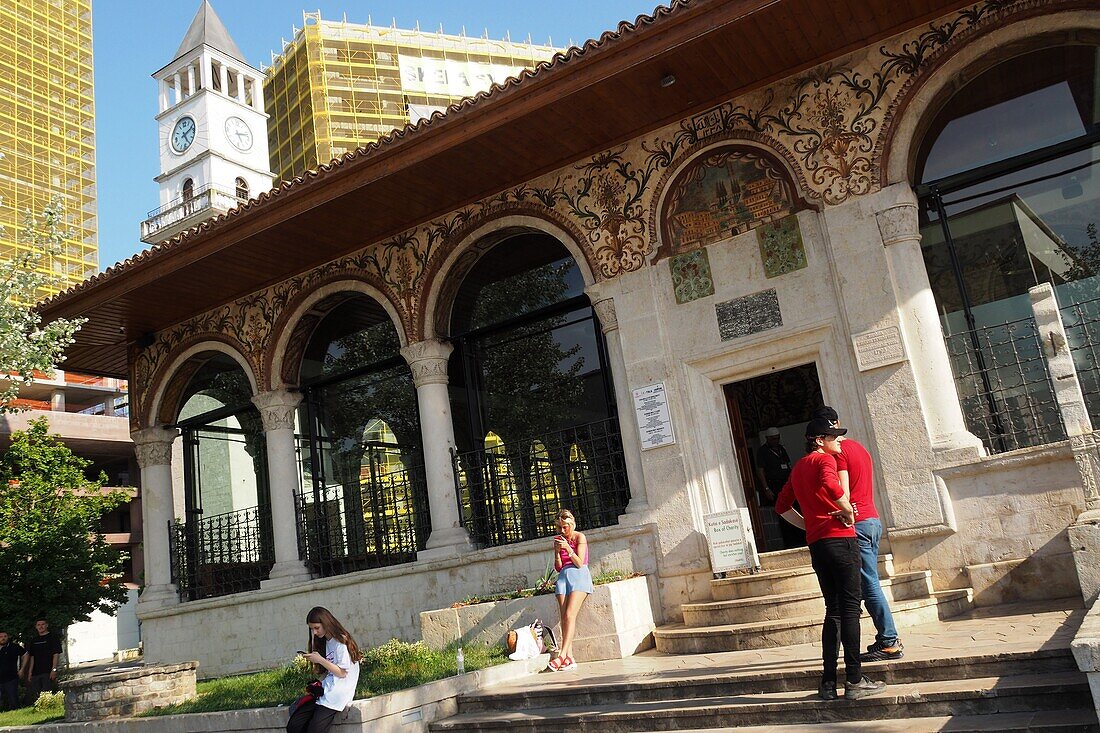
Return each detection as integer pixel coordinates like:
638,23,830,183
140,0,273,244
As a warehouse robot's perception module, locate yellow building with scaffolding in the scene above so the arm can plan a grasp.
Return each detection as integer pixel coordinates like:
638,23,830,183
0,0,98,298
264,12,561,183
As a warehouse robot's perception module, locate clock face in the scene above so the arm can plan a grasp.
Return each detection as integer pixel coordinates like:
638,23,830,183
224,116,253,151
170,116,196,153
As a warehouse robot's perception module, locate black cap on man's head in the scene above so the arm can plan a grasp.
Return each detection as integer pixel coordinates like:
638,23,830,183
812,406,839,423
805,417,847,438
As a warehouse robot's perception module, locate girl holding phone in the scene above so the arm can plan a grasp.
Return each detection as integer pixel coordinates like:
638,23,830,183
287,607,363,733
548,509,592,672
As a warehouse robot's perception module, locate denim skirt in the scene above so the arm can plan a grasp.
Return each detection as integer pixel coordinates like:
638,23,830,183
555,565,594,595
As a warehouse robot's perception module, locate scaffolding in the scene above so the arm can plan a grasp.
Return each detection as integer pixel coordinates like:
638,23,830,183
0,0,98,299
264,12,561,183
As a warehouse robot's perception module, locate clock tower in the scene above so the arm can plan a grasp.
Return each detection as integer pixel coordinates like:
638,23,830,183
140,0,273,244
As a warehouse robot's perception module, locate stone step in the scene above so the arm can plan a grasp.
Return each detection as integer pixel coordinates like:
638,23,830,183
458,647,1078,713
655,590,972,654
713,557,901,601
430,671,1093,732
682,710,1100,733
688,572,935,626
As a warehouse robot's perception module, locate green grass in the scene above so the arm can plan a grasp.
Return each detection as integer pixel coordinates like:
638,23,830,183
0,691,65,728
141,639,508,717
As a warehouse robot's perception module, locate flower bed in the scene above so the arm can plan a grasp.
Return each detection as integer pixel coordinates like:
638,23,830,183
421,574,657,662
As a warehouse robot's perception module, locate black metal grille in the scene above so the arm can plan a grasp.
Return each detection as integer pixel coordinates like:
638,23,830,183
169,506,274,602
297,451,430,578
944,316,1067,454
452,417,629,548
1061,294,1100,429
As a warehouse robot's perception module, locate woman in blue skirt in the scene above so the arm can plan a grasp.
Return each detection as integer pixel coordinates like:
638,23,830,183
547,509,593,672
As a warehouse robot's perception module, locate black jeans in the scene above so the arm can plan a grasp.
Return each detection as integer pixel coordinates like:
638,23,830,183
0,679,19,710
808,536,863,684
287,698,340,733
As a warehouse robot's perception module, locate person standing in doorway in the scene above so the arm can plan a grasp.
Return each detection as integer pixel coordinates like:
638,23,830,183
756,427,805,548
23,619,61,705
0,631,26,710
776,418,886,701
813,406,904,661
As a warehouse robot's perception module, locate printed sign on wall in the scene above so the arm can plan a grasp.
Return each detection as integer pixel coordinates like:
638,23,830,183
632,382,676,450
704,509,759,573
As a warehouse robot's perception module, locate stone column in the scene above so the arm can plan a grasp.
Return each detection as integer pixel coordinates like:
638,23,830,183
591,297,650,516
875,186,984,456
219,64,228,96
185,65,196,97
400,340,474,560
132,426,180,608
252,390,312,587
172,73,181,105
1029,283,1093,438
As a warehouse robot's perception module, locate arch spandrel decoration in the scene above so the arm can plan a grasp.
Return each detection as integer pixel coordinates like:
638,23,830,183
140,337,258,428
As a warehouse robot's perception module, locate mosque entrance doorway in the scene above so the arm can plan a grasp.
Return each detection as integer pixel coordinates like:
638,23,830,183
723,363,824,553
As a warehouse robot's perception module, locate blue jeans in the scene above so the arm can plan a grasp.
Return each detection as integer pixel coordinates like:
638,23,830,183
856,518,898,645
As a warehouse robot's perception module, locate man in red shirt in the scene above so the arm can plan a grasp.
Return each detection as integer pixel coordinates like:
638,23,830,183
814,406,903,661
776,418,886,701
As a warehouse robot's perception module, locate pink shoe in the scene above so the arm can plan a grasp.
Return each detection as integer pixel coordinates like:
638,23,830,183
546,656,564,671
558,656,577,672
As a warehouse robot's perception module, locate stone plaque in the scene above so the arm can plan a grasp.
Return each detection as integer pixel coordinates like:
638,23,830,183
632,382,676,450
716,289,782,341
670,248,715,304
852,326,907,371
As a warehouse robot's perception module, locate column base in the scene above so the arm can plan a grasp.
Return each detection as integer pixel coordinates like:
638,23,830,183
1069,514,1100,607
618,499,651,525
930,431,987,462
417,527,475,562
137,583,178,610
261,560,313,589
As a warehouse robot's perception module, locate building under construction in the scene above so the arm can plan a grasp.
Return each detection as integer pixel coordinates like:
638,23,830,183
264,12,561,182
0,0,98,298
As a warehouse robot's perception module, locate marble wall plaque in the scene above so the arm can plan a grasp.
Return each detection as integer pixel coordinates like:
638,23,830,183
670,248,715,304
716,289,782,341
757,214,807,278
852,326,907,371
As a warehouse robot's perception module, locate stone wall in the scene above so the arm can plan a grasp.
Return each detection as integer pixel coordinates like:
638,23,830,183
61,662,197,721
139,524,657,677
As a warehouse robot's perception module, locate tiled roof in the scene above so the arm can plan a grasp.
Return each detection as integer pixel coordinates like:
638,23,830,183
39,1,686,312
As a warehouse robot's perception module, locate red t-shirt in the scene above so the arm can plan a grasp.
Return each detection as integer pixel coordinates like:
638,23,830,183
835,438,879,522
775,451,855,544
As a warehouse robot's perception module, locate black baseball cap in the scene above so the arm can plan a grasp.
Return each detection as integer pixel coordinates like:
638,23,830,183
812,406,839,423
805,417,847,438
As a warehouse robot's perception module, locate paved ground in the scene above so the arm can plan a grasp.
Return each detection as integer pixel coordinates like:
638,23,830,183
487,600,1086,695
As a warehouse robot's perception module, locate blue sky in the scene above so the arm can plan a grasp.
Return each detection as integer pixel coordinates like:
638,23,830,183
91,0,661,269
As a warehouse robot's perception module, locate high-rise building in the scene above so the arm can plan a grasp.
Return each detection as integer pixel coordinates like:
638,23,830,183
0,0,98,298
265,12,561,182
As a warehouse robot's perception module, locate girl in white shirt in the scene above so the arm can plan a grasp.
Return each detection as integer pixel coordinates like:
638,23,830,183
287,606,363,733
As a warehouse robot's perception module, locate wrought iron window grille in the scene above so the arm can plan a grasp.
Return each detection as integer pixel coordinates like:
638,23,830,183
1061,294,1100,428
169,505,274,602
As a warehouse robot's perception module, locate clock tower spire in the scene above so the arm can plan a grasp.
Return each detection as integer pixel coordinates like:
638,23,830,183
140,0,273,244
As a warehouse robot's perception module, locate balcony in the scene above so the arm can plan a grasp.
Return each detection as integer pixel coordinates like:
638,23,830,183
140,184,245,244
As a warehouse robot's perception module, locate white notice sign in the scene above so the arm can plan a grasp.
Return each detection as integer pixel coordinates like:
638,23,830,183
704,509,758,573
632,382,676,450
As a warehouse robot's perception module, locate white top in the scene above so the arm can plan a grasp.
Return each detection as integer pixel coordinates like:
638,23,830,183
318,638,360,711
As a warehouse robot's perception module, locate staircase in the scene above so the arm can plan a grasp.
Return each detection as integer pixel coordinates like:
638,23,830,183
654,547,972,654
430,647,1097,731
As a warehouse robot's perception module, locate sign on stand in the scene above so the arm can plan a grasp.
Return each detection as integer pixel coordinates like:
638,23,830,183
703,509,759,573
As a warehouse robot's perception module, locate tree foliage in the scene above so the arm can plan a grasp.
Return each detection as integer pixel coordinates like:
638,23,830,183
0,196,86,410
0,418,129,639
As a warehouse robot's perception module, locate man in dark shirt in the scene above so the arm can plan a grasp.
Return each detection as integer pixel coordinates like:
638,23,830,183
23,619,62,704
0,631,26,710
756,427,805,548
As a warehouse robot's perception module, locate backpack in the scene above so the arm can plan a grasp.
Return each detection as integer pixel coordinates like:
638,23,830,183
506,619,557,660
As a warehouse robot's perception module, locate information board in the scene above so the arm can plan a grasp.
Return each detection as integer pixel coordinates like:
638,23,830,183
703,509,759,573
632,382,676,450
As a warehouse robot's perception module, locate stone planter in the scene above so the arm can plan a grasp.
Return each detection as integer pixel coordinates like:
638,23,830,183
60,661,198,721
420,575,656,662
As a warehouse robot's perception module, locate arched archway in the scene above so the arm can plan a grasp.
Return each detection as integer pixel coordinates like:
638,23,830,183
293,291,427,576
443,229,628,547
168,351,272,601
905,40,1100,453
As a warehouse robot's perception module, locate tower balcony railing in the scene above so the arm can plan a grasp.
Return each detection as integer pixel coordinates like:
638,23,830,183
140,183,245,243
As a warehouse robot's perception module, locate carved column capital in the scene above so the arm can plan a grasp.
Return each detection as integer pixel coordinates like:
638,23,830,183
400,339,453,387
251,389,302,432
591,298,619,334
131,426,179,469
876,202,920,247
1072,432,1100,513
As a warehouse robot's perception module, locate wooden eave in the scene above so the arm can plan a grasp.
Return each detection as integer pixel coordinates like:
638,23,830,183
40,0,974,378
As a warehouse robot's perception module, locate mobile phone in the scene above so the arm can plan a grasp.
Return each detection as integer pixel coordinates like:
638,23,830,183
296,650,308,655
